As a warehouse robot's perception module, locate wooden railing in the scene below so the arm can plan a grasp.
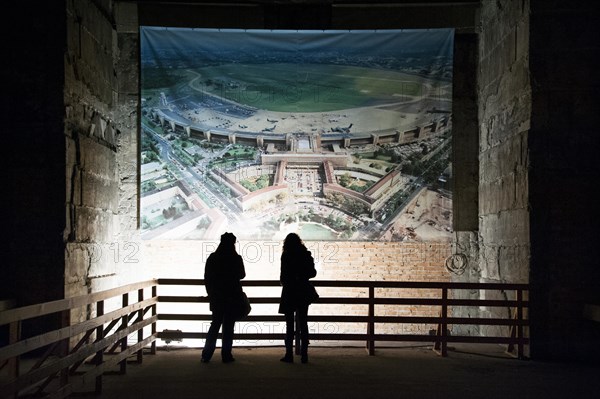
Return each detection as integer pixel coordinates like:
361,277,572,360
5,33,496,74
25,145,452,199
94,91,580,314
158,279,529,359
0,280,158,399
0,279,528,398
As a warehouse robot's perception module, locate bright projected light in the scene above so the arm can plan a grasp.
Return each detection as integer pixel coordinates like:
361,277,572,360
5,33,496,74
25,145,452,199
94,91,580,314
140,27,454,241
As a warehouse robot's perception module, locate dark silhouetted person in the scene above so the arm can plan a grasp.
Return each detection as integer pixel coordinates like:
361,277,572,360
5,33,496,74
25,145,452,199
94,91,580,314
278,233,317,363
201,232,246,363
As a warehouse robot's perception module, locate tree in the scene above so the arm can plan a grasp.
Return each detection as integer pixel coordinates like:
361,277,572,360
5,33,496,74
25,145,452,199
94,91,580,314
339,172,352,187
162,206,178,219
325,214,335,226
197,217,211,229
240,180,257,191
256,175,270,189
276,192,287,203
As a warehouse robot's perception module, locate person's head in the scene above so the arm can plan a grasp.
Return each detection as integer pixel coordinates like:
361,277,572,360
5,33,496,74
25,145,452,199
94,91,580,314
283,232,304,253
217,232,237,252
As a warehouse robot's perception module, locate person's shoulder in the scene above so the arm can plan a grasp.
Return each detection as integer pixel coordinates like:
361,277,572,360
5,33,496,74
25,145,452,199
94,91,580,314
221,251,243,264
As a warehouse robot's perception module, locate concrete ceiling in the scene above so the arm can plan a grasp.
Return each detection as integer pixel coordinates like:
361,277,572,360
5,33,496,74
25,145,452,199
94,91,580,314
126,0,480,31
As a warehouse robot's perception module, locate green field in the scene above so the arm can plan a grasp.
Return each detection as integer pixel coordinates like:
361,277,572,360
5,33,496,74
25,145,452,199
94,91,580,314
144,63,437,113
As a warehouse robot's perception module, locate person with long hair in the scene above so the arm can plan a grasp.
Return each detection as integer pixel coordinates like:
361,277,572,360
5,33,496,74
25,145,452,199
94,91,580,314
201,232,246,363
278,233,317,363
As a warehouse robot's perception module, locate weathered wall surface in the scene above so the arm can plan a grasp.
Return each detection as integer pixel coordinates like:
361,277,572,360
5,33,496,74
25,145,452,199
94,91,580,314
5,0,599,362
146,240,450,342
449,31,481,335
476,0,531,337
113,2,146,285
63,0,143,327
57,0,455,340
528,0,600,361
64,0,119,325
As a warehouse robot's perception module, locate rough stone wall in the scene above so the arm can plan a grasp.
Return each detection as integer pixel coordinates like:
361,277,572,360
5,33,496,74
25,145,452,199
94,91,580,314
452,32,480,235
528,0,600,361
63,0,143,327
449,32,482,335
6,0,597,362
113,2,146,286
64,0,119,324
57,1,454,340
108,2,456,343
477,0,531,337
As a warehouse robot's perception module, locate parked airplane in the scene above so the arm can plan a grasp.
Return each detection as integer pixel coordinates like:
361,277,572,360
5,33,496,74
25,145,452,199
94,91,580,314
267,118,279,123
331,123,353,133
262,125,276,132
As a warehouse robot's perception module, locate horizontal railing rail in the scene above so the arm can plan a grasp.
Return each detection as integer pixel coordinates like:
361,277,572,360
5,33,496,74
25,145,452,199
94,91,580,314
157,279,529,359
0,279,158,399
0,278,528,398
0,281,157,327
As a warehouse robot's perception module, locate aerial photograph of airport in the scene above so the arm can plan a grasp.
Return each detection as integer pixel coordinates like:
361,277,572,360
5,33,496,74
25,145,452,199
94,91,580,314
140,27,454,241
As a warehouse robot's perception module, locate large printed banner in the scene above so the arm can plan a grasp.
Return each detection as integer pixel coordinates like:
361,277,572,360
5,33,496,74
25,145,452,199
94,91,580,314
140,27,454,241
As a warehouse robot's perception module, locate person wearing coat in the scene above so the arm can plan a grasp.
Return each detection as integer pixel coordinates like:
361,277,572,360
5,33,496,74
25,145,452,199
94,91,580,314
278,233,317,363
201,232,246,363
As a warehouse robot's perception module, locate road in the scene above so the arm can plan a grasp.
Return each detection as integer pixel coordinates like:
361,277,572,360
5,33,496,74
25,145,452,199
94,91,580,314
142,123,241,222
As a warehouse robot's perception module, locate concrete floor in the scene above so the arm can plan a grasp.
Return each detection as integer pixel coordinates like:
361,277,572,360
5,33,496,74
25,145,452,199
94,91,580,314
93,345,600,399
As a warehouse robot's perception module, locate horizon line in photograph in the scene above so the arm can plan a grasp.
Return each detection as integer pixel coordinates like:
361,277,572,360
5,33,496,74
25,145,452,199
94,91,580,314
139,27,454,242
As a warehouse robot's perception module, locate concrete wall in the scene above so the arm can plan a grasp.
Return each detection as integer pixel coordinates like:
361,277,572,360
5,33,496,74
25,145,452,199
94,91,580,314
478,0,531,284
114,2,146,285
12,0,600,362
476,0,531,339
1,1,463,342
449,31,481,335
63,0,144,326
64,0,115,325
131,2,461,341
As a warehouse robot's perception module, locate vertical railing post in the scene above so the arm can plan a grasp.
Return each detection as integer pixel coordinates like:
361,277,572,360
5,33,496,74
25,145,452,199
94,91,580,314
95,300,104,394
151,285,157,355
294,313,301,356
366,285,375,356
517,289,524,359
8,319,20,399
59,309,70,390
120,293,129,374
137,288,144,364
441,287,448,357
